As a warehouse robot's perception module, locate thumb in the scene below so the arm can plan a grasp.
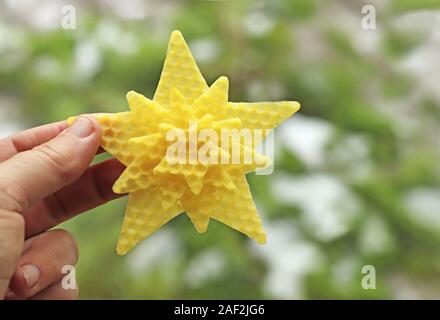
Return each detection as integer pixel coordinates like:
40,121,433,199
0,116,102,213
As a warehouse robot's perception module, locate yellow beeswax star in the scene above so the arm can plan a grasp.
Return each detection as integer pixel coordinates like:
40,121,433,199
68,30,300,255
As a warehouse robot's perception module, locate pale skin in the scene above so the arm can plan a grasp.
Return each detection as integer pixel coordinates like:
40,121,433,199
0,116,125,300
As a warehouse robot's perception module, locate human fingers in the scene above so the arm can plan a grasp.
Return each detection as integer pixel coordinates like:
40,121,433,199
0,210,24,299
0,115,101,213
0,121,67,162
23,158,125,237
0,113,110,163
29,281,79,300
8,229,78,299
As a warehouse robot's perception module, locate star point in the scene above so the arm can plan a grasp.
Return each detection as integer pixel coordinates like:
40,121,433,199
68,31,300,255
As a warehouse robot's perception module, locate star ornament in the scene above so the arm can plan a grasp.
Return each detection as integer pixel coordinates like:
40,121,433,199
68,31,300,255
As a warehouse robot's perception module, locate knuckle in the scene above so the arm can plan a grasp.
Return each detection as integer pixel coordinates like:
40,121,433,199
0,185,27,213
0,209,25,260
0,209,25,236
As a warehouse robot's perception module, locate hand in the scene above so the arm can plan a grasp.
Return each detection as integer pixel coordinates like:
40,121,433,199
0,116,124,300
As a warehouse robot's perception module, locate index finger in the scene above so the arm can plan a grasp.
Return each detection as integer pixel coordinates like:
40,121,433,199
0,121,108,163
0,121,67,162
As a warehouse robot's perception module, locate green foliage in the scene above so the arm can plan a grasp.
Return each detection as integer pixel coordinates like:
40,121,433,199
1,0,439,299
392,0,440,12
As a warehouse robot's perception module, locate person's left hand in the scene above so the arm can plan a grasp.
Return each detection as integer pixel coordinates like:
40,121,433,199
0,116,125,300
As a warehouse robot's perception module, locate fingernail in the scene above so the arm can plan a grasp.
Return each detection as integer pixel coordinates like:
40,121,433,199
67,117,95,138
21,264,40,288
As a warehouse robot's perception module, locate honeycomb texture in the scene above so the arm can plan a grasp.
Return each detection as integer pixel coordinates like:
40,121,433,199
67,30,300,255
153,30,208,107
181,174,267,244
116,189,183,255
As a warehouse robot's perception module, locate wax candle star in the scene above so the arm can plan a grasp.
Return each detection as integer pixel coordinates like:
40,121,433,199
68,31,300,255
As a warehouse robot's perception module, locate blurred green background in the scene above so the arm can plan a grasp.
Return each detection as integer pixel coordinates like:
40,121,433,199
1,0,440,299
